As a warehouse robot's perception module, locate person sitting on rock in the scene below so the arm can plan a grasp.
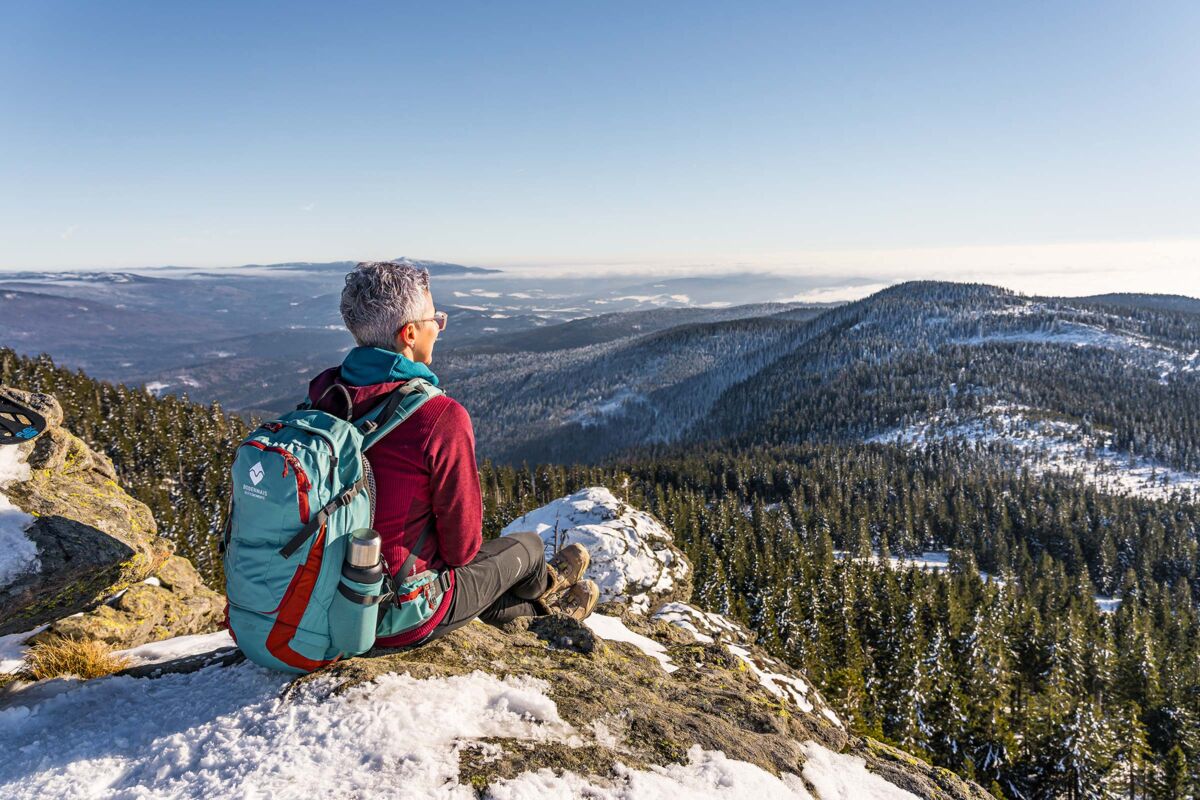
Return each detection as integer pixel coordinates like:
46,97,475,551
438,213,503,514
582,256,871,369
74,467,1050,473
307,260,600,648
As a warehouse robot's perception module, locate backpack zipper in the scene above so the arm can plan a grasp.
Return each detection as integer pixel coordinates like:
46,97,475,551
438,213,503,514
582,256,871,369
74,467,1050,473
282,422,339,486
239,441,312,523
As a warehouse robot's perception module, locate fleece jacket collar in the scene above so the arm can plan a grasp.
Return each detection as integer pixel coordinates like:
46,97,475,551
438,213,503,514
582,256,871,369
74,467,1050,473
339,346,440,388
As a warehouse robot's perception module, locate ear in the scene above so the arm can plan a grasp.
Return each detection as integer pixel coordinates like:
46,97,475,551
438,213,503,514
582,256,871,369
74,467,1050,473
395,322,416,349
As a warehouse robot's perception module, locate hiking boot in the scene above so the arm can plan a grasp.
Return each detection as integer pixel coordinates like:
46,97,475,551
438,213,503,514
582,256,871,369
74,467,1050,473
551,579,600,622
540,543,590,604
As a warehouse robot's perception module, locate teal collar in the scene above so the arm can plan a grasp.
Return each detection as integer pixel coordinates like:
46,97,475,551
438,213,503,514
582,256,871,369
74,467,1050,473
340,346,440,387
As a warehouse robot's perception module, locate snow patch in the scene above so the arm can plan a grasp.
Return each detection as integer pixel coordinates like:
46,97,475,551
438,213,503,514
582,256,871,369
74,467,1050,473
653,602,741,645
801,741,921,799
114,630,236,668
491,745,817,798
654,603,836,724
584,613,677,673
0,666,571,799
726,643,815,713
0,447,39,589
0,624,49,674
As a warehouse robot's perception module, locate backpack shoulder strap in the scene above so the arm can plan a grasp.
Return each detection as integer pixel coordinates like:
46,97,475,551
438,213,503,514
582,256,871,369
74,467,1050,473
357,378,444,452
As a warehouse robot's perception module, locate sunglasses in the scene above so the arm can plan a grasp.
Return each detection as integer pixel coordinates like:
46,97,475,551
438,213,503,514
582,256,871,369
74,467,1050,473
405,311,448,332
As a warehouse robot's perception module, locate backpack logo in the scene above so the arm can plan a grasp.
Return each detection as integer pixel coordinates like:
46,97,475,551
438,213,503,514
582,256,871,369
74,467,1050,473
249,462,265,486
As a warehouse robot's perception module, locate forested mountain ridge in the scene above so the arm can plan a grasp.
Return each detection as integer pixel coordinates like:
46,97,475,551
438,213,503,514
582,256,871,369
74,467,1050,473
444,314,825,463
441,281,1200,486
705,283,1200,474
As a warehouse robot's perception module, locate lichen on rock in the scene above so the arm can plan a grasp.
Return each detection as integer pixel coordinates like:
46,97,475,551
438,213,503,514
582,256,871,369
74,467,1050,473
0,386,221,647
31,556,224,650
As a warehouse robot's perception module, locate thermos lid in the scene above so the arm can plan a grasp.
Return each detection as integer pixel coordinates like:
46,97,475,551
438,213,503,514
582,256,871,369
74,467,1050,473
347,528,381,568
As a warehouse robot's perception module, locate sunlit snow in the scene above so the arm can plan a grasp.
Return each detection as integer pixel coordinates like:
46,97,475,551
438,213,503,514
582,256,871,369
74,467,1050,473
0,446,39,589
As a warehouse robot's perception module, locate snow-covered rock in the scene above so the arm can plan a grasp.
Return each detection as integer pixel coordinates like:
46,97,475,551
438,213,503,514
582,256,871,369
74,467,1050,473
501,487,691,614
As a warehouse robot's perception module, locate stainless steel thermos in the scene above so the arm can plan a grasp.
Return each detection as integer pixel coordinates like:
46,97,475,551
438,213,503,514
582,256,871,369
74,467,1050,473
329,528,386,655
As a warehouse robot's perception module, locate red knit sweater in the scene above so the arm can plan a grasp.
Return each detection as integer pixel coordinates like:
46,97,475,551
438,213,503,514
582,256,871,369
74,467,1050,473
308,367,482,646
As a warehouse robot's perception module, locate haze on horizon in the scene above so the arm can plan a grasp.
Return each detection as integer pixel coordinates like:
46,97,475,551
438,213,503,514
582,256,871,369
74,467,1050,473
2,2,1197,298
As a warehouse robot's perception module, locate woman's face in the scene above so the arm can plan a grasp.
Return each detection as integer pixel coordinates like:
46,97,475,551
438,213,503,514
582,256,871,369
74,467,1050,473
399,289,440,365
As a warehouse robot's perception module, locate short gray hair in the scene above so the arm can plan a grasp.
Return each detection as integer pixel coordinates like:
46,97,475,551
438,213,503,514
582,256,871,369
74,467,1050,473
340,261,431,349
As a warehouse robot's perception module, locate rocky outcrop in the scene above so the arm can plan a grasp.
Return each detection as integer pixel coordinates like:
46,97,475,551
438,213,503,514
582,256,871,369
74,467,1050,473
30,555,224,649
0,386,222,646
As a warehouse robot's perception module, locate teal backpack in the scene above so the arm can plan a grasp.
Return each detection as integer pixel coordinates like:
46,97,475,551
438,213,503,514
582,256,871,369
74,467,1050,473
222,378,446,673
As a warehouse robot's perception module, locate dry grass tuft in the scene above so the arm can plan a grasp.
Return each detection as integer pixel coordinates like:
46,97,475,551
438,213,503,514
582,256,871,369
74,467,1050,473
20,636,131,681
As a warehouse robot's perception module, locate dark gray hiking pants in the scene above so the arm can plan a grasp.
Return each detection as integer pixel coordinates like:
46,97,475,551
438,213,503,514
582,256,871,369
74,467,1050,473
420,531,549,643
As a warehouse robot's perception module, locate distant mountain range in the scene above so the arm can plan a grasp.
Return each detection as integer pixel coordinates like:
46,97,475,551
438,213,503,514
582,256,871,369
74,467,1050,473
239,256,501,276
4,263,1198,498
0,261,851,417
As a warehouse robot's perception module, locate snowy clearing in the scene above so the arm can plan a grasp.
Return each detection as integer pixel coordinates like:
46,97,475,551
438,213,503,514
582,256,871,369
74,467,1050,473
833,550,1121,612
870,402,1200,502
568,388,646,427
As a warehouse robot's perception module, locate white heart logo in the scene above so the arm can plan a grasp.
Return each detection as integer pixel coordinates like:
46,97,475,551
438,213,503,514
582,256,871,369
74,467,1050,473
249,462,265,486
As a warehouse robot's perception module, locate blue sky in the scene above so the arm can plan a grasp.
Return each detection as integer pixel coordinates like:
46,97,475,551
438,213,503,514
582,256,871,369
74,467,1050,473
2,1,1197,294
